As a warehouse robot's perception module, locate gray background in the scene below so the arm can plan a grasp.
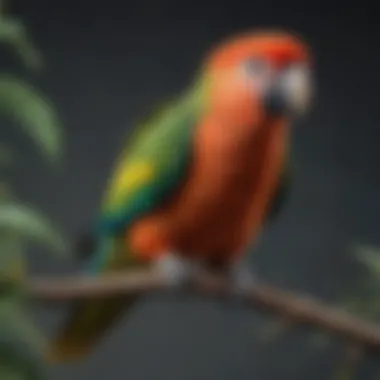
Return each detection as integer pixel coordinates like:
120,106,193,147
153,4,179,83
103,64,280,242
4,0,380,379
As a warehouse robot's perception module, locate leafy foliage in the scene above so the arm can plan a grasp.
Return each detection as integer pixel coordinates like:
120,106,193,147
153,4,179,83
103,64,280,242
342,245,380,321
326,245,380,380
254,243,380,380
0,75,63,164
0,299,47,380
0,11,42,71
0,202,66,255
0,2,65,379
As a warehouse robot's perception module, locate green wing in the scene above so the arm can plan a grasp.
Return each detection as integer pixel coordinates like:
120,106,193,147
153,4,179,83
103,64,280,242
87,85,204,274
48,85,205,363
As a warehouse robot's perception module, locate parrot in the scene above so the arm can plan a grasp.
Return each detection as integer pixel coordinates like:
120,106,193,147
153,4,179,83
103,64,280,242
49,29,313,362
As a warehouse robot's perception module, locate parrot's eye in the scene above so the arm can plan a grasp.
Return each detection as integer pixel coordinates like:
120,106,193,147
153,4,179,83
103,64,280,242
242,58,269,77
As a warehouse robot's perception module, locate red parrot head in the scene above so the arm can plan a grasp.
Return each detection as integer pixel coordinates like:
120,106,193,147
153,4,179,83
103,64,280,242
202,29,313,123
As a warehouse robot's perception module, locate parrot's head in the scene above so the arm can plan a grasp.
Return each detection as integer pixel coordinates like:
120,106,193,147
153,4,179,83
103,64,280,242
202,29,313,123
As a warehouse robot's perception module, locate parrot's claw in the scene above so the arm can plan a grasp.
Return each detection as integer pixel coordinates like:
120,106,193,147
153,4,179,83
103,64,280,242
221,262,257,309
153,253,200,291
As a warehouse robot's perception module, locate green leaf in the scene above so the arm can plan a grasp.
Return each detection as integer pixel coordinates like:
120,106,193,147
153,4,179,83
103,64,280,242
339,296,368,315
0,75,63,164
0,16,43,71
0,366,24,380
0,201,67,256
0,301,47,380
0,300,46,353
0,235,24,291
354,244,380,278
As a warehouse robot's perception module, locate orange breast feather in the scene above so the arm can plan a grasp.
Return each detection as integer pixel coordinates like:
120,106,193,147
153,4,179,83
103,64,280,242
128,112,287,263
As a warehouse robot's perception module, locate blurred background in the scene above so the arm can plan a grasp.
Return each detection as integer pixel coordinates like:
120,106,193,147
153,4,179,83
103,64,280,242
2,0,380,379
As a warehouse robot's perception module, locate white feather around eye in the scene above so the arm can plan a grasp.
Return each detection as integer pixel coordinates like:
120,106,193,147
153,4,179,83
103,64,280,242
281,64,313,113
282,65,309,90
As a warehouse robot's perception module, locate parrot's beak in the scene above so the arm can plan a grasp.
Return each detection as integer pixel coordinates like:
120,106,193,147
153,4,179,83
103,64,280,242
263,84,289,116
263,69,313,118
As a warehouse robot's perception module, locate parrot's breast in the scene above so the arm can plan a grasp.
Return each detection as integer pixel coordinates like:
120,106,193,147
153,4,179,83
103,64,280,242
129,117,287,264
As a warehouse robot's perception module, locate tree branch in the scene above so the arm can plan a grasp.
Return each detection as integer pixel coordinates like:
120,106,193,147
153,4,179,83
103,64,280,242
28,269,380,351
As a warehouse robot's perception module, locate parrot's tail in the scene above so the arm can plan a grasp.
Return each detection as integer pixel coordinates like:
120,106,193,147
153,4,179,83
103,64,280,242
48,294,139,363
48,235,142,363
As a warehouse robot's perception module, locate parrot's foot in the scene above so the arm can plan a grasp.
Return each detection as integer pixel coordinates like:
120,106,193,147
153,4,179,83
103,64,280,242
153,252,201,291
228,262,256,297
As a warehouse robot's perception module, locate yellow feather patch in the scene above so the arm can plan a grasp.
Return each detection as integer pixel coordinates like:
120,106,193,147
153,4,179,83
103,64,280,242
106,161,155,204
